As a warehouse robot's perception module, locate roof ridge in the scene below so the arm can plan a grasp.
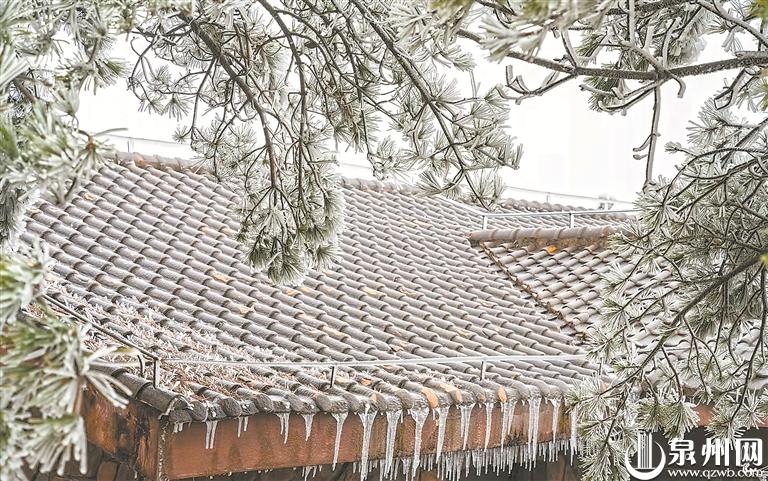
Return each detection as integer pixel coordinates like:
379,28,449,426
474,241,577,330
111,151,424,195
111,151,605,214
113,151,204,172
497,198,580,213
337,176,422,194
467,226,627,247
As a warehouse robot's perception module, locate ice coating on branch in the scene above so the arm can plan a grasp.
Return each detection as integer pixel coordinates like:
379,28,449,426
458,403,475,450
384,410,401,476
276,412,290,443
302,413,314,441
357,407,377,481
434,406,449,459
332,412,348,469
409,407,429,477
204,420,218,450
483,402,494,450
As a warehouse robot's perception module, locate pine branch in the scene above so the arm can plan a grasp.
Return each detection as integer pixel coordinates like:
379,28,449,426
605,0,690,15
458,29,768,80
178,12,280,188
694,0,768,49
640,86,662,191
348,0,492,208
12,78,35,103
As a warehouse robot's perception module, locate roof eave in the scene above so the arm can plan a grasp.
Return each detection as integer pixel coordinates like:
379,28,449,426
82,386,163,479
151,402,565,479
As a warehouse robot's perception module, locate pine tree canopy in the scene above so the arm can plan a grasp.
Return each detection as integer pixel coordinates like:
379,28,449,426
427,1,767,479
0,1,767,480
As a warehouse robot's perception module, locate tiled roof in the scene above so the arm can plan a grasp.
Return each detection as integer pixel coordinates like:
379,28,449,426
468,226,660,339
469,226,768,394
23,153,625,424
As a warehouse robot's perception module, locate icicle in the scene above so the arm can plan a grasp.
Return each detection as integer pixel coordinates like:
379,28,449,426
302,413,315,441
237,417,245,438
173,422,186,433
384,410,401,476
569,403,579,462
505,399,518,441
499,401,510,446
409,407,429,478
464,451,471,477
526,397,542,466
549,397,561,461
302,465,319,481
331,412,348,469
483,402,494,450
458,403,475,450
204,420,219,450
275,412,290,444
401,457,411,481
435,406,449,460
357,407,377,481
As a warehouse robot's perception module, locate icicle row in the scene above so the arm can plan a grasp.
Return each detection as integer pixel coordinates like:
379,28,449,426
223,397,580,481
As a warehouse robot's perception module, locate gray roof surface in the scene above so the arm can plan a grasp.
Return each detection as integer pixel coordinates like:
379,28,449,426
468,227,667,341
25,153,626,422
470,227,768,391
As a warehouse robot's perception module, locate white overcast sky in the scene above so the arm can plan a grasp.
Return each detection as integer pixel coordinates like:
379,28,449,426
76,35,728,208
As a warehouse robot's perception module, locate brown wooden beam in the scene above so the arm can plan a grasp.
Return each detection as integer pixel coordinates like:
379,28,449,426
160,402,567,479
81,387,161,479
81,394,757,480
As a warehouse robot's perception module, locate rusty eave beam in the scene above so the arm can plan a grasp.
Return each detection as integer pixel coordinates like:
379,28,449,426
159,402,564,480
82,393,758,481
81,387,162,479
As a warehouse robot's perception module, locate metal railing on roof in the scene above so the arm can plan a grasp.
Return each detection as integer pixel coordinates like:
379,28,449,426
439,197,638,229
44,293,588,389
503,184,635,206
43,294,162,385
161,354,589,387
